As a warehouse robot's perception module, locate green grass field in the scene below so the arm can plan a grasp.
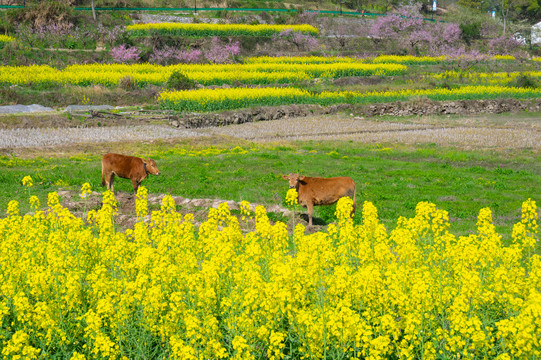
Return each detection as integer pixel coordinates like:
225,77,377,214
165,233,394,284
4,137,540,241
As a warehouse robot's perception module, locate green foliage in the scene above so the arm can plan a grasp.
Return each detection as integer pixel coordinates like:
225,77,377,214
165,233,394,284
515,73,538,88
459,22,482,45
166,71,197,90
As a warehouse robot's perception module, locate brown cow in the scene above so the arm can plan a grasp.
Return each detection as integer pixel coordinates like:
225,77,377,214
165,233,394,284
282,173,356,227
101,153,161,194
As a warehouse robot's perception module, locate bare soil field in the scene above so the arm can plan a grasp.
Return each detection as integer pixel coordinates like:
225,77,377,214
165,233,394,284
206,113,541,150
2,112,541,154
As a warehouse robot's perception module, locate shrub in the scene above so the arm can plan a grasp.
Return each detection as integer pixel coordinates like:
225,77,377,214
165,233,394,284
119,75,136,90
7,0,74,29
515,74,538,88
166,71,197,90
96,24,128,47
459,22,482,45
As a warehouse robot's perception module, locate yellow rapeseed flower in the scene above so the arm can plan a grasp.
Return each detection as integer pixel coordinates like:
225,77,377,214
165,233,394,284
285,188,298,206
80,182,92,198
21,175,33,188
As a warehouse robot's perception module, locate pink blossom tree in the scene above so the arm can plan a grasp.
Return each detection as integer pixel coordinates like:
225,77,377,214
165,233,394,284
110,45,141,63
205,37,240,64
368,4,463,55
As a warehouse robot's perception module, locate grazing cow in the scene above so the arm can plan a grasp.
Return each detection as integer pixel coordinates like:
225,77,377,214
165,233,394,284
282,173,356,227
101,153,160,194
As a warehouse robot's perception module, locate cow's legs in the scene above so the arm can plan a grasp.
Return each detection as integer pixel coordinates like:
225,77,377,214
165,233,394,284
132,179,139,194
108,173,115,193
306,202,314,227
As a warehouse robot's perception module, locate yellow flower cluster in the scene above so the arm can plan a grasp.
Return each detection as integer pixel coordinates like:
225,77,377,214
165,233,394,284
0,62,405,87
80,182,92,198
135,186,149,219
1,189,539,358
158,85,541,112
245,56,362,64
156,145,257,158
126,23,319,37
372,55,447,64
430,71,541,85
533,57,541,62
372,55,516,64
21,175,33,188
492,55,516,60
0,34,15,43
285,188,298,206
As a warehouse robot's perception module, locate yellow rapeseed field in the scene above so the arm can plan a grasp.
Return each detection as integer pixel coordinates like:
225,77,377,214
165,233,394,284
430,71,541,85
372,55,516,64
126,23,319,37
0,63,406,87
0,184,539,359
245,56,363,64
158,85,541,111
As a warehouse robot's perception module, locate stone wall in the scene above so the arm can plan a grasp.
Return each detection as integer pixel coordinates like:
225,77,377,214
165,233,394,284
170,99,541,129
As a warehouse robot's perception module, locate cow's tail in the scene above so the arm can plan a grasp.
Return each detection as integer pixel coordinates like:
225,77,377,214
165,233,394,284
352,182,357,217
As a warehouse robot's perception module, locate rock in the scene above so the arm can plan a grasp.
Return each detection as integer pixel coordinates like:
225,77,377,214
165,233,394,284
0,104,55,114
65,105,114,112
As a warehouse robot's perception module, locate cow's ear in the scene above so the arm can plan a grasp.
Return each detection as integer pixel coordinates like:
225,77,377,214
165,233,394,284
281,175,289,180
299,175,306,181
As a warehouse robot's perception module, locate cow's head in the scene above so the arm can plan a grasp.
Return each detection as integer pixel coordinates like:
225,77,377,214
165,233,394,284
281,173,305,188
144,158,161,176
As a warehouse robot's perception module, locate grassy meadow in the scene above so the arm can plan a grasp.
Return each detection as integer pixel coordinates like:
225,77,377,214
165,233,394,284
4,135,541,240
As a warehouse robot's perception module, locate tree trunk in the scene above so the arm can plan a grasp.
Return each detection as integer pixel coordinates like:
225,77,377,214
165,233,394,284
501,0,507,36
92,0,97,21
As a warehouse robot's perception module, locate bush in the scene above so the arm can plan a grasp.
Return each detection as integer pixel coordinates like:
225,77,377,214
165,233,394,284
515,74,538,88
119,76,136,90
166,71,197,91
460,22,482,45
6,1,74,29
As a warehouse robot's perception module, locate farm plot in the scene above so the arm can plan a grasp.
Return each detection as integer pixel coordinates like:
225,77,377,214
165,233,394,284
126,23,319,37
205,114,541,149
1,55,536,109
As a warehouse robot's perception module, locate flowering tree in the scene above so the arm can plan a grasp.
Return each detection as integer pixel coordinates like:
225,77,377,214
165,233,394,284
272,28,319,52
205,37,240,64
488,35,522,54
149,46,203,65
368,4,463,55
110,45,141,63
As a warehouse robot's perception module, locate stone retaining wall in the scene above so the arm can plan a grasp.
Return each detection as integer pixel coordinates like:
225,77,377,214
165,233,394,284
170,99,541,129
